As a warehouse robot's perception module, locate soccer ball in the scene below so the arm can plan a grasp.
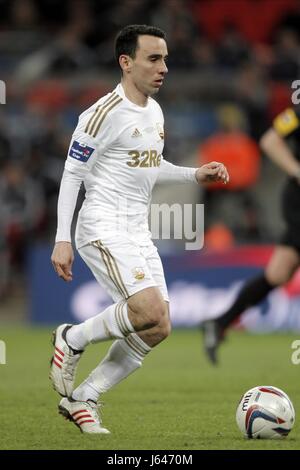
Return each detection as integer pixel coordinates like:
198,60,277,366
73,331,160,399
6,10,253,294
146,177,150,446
236,386,295,439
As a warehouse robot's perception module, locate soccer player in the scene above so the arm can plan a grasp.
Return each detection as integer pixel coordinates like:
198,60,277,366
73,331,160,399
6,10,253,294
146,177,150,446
50,24,229,434
202,106,300,365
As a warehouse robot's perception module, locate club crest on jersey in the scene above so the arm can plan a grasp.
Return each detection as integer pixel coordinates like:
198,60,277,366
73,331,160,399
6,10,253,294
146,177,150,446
156,123,164,140
69,140,95,162
132,267,145,281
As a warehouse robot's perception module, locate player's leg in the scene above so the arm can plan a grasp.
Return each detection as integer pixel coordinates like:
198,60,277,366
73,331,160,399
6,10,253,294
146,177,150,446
54,237,170,432
135,241,170,348
220,245,300,328
50,239,161,398
71,244,170,405
72,287,170,403
66,241,169,349
202,245,300,364
265,245,300,285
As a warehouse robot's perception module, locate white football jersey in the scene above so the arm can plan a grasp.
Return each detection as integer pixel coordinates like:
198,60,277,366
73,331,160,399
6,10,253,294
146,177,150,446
65,83,165,248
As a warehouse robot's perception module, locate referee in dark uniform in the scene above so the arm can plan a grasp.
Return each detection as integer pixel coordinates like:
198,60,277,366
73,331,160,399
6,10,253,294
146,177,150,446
202,106,300,364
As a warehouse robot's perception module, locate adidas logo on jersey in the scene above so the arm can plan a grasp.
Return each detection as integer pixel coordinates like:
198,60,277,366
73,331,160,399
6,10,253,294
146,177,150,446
131,128,142,138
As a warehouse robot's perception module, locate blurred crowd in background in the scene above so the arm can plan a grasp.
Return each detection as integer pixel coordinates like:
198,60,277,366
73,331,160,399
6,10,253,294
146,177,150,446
1,0,300,298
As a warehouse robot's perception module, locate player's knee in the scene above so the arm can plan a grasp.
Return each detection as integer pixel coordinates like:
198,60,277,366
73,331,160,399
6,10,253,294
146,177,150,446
128,297,166,330
159,317,172,339
144,300,167,329
152,316,172,345
154,305,171,340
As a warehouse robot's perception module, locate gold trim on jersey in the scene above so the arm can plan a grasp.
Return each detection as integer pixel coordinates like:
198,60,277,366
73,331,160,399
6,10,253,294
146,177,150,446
84,93,123,138
92,240,129,299
104,244,129,297
92,96,123,138
92,240,121,296
84,92,116,135
89,94,119,136
273,108,299,137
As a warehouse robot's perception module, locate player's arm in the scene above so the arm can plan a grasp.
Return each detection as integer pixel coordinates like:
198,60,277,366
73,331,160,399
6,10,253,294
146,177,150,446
51,119,99,281
51,169,83,282
260,108,300,179
156,158,229,185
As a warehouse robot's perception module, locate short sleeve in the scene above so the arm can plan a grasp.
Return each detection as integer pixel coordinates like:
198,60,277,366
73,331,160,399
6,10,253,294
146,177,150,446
273,108,300,139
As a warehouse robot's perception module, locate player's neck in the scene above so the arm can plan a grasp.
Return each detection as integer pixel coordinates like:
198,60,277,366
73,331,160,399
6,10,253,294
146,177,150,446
121,80,148,108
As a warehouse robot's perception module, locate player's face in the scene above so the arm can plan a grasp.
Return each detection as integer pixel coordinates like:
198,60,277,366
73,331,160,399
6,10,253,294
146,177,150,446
129,35,168,96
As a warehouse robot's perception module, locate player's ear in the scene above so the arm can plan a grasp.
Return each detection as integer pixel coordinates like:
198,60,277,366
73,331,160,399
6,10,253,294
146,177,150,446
119,55,132,73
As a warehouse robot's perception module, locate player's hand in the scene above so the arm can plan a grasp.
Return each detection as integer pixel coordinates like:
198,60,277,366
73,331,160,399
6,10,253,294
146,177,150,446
51,242,74,282
195,162,229,185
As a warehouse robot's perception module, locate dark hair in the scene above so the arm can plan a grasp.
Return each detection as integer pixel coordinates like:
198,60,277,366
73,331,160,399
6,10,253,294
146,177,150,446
115,24,166,68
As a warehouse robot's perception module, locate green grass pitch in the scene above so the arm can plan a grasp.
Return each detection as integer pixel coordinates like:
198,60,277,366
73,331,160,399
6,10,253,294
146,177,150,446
0,325,299,450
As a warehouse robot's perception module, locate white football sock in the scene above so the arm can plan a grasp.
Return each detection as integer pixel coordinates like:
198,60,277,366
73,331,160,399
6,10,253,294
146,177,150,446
72,333,151,403
66,300,134,351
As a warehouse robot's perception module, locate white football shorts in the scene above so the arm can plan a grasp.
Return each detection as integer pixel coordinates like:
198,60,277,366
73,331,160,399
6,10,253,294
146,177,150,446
78,233,169,303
